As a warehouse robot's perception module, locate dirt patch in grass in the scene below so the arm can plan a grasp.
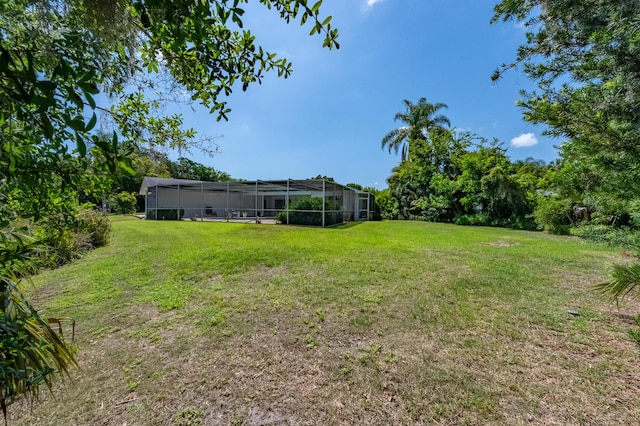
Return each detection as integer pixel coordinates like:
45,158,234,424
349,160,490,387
484,240,518,248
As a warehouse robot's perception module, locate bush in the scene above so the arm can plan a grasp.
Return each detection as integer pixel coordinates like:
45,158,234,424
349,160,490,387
76,208,111,248
146,209,185,220
454,213,490,226
533,197,573,234
453,213,537,230
46,230,86,267
33,209,111,269
374,191,399,220
107,191,138,214
570,225,640,248
275,197,343,226
0,232,77,414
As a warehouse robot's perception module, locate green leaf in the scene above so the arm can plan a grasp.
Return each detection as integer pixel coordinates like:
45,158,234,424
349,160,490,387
85,113,97,132
78,69,96,83
67,88,83,109
83,92,96,109
40,114,54,139
0,48,10,73
76,135,86,157
111,132,119,150
118,159,136,177
68,118,85,132
78,82,99,95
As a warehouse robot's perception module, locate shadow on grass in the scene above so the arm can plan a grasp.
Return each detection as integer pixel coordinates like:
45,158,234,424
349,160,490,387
328,221,367,230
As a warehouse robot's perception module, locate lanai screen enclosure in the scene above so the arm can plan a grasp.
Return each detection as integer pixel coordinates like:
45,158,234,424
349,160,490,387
139,177,374,227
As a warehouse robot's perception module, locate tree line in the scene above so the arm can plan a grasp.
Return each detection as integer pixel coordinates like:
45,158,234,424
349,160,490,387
374,98,551,230
81,140,232,214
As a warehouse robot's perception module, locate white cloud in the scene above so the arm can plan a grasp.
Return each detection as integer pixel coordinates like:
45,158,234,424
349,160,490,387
364,0,385,9
510,133,539,148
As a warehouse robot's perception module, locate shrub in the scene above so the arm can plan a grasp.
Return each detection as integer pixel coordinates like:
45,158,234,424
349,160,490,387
275,197,342,226
454,213,490,226
0,233,77,413
76,208,111,248
453,213,536,230
374,191,399,220
26,209,112,270
533,197,573,234
146,209,185,220
570,225,640,248
108,191,138,214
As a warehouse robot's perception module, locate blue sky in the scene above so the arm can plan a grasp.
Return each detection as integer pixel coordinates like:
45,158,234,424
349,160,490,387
176,0,557,188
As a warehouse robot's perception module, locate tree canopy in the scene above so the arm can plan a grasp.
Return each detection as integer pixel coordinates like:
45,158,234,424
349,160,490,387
492,0,640,216
381,98,450,162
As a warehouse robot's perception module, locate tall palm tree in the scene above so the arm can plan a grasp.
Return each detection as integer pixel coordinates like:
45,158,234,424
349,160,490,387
381,98,451,161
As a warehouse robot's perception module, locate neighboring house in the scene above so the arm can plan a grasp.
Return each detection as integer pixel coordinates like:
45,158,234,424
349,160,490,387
139,177,374,227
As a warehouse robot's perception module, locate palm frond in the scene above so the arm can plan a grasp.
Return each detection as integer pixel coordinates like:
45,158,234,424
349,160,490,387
593,262,640,302
0,231,77,419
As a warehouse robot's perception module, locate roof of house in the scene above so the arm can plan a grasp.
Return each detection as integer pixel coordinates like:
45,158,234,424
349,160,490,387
139,177,368,196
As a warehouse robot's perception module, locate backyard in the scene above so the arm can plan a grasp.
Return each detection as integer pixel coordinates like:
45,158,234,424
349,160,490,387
11,217,640,425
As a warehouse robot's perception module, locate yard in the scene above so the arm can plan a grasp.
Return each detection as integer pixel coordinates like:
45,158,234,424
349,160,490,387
11,217,640,425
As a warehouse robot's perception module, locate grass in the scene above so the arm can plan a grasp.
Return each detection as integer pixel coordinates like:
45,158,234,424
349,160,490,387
11,217,640,425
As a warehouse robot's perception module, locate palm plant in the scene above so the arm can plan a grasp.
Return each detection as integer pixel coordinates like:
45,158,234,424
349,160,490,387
0,231,77,422
381,98,451,162
594,260,640,303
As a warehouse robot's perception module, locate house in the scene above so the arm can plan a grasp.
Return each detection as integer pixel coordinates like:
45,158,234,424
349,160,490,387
139,177,374,227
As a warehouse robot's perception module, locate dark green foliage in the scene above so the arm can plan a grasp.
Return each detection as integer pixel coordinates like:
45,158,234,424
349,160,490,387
373,190,399,220
453,213,536,230
275,197,342,226
0,235,77,418
453,213,490,227
383,122,547,229
570,226,640,249
532,197,573,234
146,209,185,221
492,0,640,236
107,192,138,214
174,158,231,182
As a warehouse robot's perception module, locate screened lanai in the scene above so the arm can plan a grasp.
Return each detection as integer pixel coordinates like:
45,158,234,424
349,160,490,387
139,177,374,227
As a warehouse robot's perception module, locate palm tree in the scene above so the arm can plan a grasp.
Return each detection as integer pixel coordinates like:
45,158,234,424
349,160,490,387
381,97,451,162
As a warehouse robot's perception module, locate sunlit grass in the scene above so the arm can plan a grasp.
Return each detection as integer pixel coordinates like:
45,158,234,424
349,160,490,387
14,217,640,425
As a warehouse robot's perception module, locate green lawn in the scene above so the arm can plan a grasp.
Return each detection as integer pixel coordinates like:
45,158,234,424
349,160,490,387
12,218,640,425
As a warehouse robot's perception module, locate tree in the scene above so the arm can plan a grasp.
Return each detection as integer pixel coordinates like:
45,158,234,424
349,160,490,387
491,0,640,216
0,0,339,414
384,125,545,228
174,158,231,182
385,128,469,221
381,98,450,162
